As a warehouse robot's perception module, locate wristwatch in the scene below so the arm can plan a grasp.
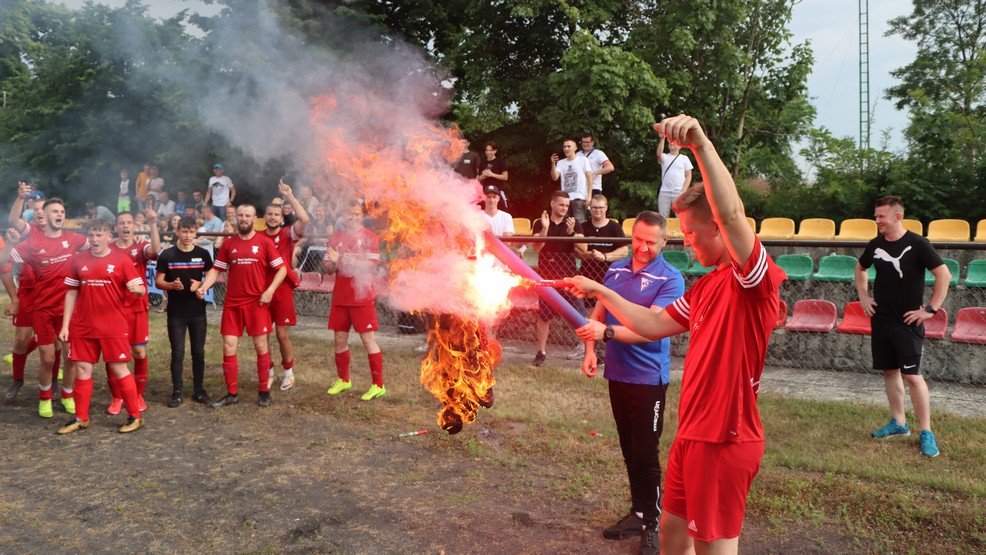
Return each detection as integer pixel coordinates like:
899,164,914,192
924,304,938,315
603,325,616,342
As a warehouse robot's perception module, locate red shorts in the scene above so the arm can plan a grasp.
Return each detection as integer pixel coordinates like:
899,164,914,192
31,308,63,345
12,288,35,327
662,438,764,542
127,311,150,345
69,336,132,364
269,286,297,327
220,303,273,337
328,304,378,333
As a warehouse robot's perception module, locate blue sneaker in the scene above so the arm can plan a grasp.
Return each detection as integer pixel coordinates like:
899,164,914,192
872,419,910,439
919,430,940,457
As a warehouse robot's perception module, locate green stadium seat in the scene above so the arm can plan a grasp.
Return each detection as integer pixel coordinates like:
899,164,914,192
775,254,814,281
812,255,858,282
662,250,690,272
867,265,875,283
924,258,959,286
964,260,986,288
684,259,715,276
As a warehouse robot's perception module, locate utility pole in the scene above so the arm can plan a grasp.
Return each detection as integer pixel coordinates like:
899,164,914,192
859,0,870,153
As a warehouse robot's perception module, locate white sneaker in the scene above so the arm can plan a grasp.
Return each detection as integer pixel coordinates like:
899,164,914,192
565,344,585,360
415,343,429,353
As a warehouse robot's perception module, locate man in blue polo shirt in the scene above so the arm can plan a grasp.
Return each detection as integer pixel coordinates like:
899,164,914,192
580,210,685,554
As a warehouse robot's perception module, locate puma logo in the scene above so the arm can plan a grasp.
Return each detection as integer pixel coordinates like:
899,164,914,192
873,246,912,278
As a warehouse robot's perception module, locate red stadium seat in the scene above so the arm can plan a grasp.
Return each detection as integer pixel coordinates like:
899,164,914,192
837,301,871,335
316,273,336,293
785,299,837,332
508,286,538,311
775,299,788,330
297,272,322,292
951,307,986,344
924,308,948,340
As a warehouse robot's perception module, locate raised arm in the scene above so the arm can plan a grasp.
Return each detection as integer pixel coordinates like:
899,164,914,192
655,135,666,164
8,182,30,232
279,180,309,236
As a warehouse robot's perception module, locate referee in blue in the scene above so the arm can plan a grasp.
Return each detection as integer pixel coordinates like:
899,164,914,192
580,211,685,554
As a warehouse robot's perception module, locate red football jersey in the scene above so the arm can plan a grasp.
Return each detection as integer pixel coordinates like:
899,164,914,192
214,232,284,307
326,227,380,306
11,231,89,313
15,222,46,291
665,238,786,443
265,225,301,290
109,239,155,313
64,250,142,339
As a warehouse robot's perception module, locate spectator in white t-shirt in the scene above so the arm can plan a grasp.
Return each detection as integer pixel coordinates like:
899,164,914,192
577,133,615,196
481,184,514,237
204,163,236,211
550,138,594,224
656,135,694,218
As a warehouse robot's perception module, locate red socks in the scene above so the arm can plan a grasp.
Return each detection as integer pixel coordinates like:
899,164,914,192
133,357,149,396
12,353,26,381
257,352,272,393
51,349,61,382
105,363,122,400
222,354,238,395
39,384,53,401
75,377,93,422
114,374,141,418
335,350,351,382
368,352,384,387
282,358,294,371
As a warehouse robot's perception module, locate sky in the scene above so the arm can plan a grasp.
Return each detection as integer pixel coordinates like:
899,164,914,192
50,0,918,152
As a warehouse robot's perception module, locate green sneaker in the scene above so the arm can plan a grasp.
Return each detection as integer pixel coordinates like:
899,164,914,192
326,378,352,396
872,419,909,439
57,368,63,381
61,397,76,415
39,399,54,418
920,430,940,457
361,384,386,401
3,353,11,368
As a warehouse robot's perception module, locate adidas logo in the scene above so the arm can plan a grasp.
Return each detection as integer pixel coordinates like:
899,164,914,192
366,324,372,329
283,319,289,323
119,353,127,359
232,248,238,253
81,265,88,271
688,520,697,533
262,327,268,332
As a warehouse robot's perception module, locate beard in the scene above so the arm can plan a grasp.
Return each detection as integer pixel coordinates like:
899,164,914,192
237,221,253,235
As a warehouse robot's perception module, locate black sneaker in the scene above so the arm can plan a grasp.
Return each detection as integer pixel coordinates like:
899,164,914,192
532,351,547,367
209,393,239,408
167,392,183,408
192,390,211,404
258,391,271,407
640,522,659,555
4,379,24,404
603,512,645,540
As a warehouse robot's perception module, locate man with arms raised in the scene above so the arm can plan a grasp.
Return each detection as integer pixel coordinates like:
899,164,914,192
193,204,286,408
570,115,786,555
57,219,146,434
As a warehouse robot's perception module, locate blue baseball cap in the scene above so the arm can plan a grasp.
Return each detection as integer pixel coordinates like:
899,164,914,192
25,190,45,202
213,163,224,170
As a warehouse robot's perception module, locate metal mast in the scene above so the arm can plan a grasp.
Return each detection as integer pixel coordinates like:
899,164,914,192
859,0,870,151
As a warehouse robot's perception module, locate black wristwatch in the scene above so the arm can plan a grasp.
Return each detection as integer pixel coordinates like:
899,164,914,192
924,304,938,315
603,325,616,342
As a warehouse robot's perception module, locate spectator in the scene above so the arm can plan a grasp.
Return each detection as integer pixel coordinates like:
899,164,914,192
135,163,151,210
577,193,628,285
195,205,224,255
551,138,593,224
298,185,321,215
480,141,509,207
481,185,514,237
174,191,189,216
205,163,236,213
118,169,131,212
84,201,116,224
577,133,615,197
280,199,297,227
531,191,585,367
156,191,176,219
213,219,235,251
134,211,150,235
453,138,481,180
147,165,165,195
656,134,694,218
225,205,236,222
192,190,206,213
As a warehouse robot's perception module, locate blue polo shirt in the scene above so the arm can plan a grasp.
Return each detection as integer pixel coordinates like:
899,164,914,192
602,254,685,386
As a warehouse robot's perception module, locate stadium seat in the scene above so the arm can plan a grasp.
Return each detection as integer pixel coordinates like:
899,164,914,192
785,299,837,332
975,219,986,242
835,219,878,241
924,308,948,340
924,258,959,286
965,260,986,288
951,307,986,344
868,265,876,283
684,259,715,276
901,219,923,236
507,286,538,311
662,250,690,272
665,218,683,238
794,218,836,240
746,217,757,234
758,217,795,239
836,301,871,335
775,299,788,330
621,218,636,237
812,255,858,282
315,273,336,293
253,220,267,232
512,218,532,236
926,219,970,242
297,272,322,292
775,254,814,281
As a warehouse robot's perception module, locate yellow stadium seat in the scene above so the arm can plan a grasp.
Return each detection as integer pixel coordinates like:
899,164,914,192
746,217,757,234
902,219,923,235
835,218,878,241
253,219,267,231
758,217,795,239
926,219,970,242
974,220,986,242
794,218,836,240
63,218,82,230
665,218,683,238
512,218,532,236
622,218,636,236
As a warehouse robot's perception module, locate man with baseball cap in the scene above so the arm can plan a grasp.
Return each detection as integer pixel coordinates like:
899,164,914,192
204,164,236,214
481,185,514,237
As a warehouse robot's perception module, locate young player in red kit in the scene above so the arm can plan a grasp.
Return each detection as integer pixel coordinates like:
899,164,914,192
570,115,786,555
262,180,308,391
0,198,90,419
324,201,385,401
57,219,147,434
104,209,160,414
193,204,287,407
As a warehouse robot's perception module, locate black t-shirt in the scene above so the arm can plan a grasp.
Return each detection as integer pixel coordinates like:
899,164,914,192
156,245,214,318
859,231,943,322
479,157,507,187
532,217,583,279
580,219,625,282
453,151,482,179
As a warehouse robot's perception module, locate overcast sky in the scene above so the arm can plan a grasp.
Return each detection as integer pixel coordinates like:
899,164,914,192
49,0,917,153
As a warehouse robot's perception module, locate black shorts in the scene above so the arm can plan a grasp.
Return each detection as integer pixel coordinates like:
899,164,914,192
871,319,924,374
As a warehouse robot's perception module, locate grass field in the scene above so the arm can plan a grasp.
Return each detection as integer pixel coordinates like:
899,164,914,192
1,305,984,554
